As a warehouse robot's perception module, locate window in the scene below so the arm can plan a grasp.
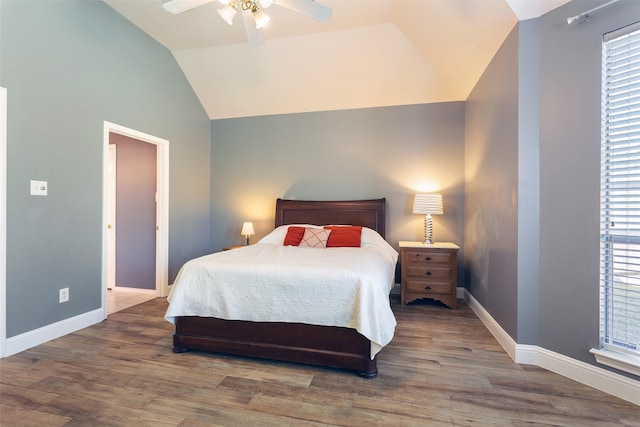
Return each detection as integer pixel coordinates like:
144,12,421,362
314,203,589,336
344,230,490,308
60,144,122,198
594,22,640,375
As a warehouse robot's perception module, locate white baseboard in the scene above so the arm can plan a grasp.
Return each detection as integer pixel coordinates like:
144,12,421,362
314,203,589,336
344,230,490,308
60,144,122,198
2,308,104,357
463,289,639,406
464,289,518,360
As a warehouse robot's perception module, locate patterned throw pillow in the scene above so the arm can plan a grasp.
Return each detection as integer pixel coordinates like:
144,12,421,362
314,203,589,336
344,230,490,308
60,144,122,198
298,228,331,248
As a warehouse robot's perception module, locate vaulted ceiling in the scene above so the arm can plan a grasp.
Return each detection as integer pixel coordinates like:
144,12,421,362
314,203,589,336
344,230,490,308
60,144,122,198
104,0,570,119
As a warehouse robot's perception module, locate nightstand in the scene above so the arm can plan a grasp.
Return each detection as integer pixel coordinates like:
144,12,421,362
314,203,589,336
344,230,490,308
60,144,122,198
399,241,459,309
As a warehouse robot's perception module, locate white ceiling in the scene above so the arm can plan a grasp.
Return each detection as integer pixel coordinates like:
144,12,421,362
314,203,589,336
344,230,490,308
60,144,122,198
103,0,570,120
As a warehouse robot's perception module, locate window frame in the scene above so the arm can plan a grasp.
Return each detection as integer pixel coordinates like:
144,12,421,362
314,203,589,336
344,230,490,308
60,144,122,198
593,21,640,376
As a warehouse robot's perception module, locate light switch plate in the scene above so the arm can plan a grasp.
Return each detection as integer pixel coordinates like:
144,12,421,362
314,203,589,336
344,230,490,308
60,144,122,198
30,180,47,196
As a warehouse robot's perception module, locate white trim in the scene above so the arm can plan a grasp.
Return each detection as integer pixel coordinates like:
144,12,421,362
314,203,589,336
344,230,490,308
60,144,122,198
590,347,640,377
3,309,103,357
514,344,539,365
463,289,640,406
0,87,6,357
464,289,517,360
155,133,170,298
102,122,169,321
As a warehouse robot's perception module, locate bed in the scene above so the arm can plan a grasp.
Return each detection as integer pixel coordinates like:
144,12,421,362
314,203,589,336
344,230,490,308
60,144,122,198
165,198,397,377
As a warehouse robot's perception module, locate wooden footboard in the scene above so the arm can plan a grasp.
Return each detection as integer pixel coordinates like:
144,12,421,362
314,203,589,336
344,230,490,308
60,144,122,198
173,316,378,378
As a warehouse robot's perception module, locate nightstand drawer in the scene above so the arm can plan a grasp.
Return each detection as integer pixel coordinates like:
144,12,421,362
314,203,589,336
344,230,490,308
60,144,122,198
405,279,451,295
404,250,451,266
405,265,451,281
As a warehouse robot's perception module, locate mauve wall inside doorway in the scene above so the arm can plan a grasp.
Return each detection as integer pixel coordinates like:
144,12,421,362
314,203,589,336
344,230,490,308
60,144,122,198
110,133,156,290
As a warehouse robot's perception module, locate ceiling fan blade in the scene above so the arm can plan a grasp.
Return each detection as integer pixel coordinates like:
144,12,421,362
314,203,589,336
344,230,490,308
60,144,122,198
274,0,332,22
162,0,215,14
241,7,265,46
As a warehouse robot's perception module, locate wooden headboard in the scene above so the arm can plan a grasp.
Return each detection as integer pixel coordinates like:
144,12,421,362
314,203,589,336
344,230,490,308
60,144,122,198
275,198,386,238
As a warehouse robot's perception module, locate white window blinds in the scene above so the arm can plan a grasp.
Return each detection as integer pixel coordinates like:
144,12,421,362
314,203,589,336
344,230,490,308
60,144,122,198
600,22,640,362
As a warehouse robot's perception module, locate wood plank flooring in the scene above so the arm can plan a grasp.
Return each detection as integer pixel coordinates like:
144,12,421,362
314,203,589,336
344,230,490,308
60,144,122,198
1,297,638,426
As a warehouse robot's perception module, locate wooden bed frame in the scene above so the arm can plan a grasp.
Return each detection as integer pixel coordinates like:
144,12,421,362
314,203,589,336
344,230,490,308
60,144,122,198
172,198,387,377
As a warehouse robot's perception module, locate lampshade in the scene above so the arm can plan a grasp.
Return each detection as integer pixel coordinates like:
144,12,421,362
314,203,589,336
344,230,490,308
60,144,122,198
241,221,255,245
241,222,255,236
412,193,443,215
218,4,237,25
253,8,271,29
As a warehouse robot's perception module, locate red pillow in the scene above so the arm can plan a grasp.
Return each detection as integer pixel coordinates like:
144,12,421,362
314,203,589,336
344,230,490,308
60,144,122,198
283,226,305,246
324,226,362,247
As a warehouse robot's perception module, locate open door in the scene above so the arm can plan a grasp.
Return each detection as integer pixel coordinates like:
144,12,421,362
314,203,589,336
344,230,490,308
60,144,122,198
107,144,116,291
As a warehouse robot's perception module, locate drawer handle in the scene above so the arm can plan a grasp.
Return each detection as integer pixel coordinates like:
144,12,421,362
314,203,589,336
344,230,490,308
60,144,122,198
425,256,432,261
425,271,432,276
424,285,432,290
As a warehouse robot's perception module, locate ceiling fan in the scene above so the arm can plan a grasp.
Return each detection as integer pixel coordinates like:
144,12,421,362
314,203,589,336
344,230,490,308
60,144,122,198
161,0,332,46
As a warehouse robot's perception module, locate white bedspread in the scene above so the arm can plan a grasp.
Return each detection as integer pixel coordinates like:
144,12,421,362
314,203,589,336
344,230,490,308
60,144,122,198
165,226,398,358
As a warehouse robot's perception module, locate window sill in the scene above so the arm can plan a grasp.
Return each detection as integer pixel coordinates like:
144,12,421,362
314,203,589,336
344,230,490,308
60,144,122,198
590,348,640,377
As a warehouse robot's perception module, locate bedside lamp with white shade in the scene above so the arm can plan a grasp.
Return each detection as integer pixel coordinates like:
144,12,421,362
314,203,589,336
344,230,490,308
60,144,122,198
412,193,443,244
241,221,255,245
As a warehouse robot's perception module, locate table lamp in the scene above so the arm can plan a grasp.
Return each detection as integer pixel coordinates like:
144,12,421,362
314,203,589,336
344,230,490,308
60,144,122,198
241,221,255,245
412,193,443,244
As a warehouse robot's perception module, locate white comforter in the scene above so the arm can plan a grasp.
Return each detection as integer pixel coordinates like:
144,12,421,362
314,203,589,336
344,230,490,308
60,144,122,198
165,226,398,358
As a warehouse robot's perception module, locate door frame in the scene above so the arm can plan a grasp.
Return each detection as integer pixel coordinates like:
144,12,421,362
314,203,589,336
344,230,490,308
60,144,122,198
0,87,7,356
102,121,169,318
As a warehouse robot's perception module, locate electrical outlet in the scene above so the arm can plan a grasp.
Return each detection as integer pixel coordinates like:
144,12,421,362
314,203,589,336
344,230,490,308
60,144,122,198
59,287,69,303
30,180,48,196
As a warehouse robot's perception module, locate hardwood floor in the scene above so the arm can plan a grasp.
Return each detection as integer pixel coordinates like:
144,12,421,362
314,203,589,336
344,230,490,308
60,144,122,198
1,297,637,426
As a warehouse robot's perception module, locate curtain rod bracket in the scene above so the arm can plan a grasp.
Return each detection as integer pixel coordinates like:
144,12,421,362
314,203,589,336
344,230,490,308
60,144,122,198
567,0,619,25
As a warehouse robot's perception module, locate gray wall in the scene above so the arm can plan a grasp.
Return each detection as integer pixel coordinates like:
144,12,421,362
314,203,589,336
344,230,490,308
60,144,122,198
537,0,640,369
465,0,640,379
111,135,156,290
464,25,520,339
516,19,541,346
1,0,211,337
210,103,466,281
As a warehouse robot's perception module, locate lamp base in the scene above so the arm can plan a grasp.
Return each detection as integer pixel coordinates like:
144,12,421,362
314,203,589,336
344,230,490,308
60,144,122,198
423,214,434,245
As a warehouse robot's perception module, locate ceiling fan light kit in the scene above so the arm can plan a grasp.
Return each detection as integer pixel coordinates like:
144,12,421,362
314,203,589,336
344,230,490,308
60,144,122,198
217,0,271,29
252,7,271,29
217,2,237,25
162,0,331,45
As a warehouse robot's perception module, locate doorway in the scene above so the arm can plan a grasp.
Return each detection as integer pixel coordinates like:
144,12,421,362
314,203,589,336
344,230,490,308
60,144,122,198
102,122,169,318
